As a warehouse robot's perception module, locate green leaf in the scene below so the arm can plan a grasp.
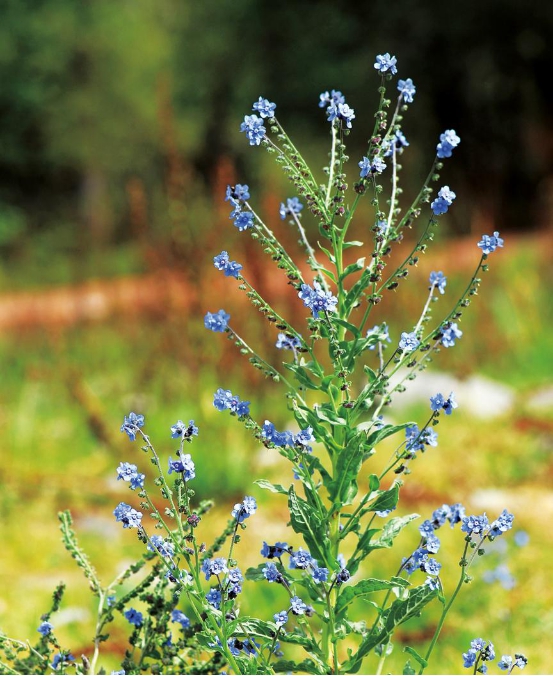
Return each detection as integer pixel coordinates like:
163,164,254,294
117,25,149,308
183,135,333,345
336,577,410,619
288,485,331,566
272,658,327,674
255,479,288,495
342,585,438,672
343,240,364,249
403,660,417,675
245,564,269,581
228,616,275,639
318,243,336,264
403,646,428,670
368,483,400,514
371,514,419,548
332,317,361,338
366,422,413,449
315,405,347,426
339,257,365,282
369,474,380,492
329,433,364,507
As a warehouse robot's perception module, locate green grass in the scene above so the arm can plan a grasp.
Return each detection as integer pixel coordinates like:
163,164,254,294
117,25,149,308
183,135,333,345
0,238,552,672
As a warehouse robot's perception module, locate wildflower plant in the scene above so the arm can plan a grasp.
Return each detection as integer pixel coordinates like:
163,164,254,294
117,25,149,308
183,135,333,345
0,55,527,675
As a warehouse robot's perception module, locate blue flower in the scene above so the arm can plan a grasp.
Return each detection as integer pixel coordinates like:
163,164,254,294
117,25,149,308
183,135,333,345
117,462,145,490
432,505,450,528
422,557,441,576
425,534,441,553
124,608,143,627
147,535,175,559
374,53,398,74
205,588,222,609
232,209,254,231
263,562,281,583
232,496,257,522
261,541,289,558
423,428,438,447
359,156,387,177
336,567,351,585
429,271,447,294
225,184,250,209
441,322,463,348
436,129,461,158
290,596,308,615
489,509,514,537
289,547,314,570
399,331,420,351
51,653,75,669
273,610,288,627
279,197,303,219
167,453,195,481
419,519,435,538
276,332,302,350
327,102,356,128
294,427,314,452
477,231,504,255
318,90,345,108
461,513,490,537
447,503,466,528
384,129,409,156
252,97,276,119
398,78,416,103
201,557,228,580
431,186,456,215
514,530,529,547
204,309,230,332
171,610,190,629
499,654,528,671
114,502,143,529
425,576,440,591
462,649,477,668
213,251,243,278
38,621,53,636
430,392,458,415
403,547,428,574
227,567,243,585
120,412,144,441
240,114,266,145
170,420,198,440
312,567,329,583
298,281,338,319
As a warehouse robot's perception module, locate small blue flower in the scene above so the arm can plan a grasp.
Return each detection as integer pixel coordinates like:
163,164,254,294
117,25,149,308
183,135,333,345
261,541,289,558
422,428,438,447
107,595,116,607
124,608,143,627
336,567,351,584
429,271,447,294
38,621,53,636
225,183,250,207
399,331,420,351
232,209,254,231
51,653,75,670
419,520,435,538
366,322,391,350
279,197,304,219
425,576,440,591
327,102,356,128
298,281,338,319
114,502,143,529
170,420,198,440
489,509,514,537
240,114,266,145
403,547,428,574
425,534,441,554
430,392,458,415
227,567,243,585
436,129,461,158
213,251,243,278
276,332,302,350
312,567,329,583
120,412,144,441
359,156,387,177
205,588,222,609
168,454,195,481
294,427,314,452
447,503,466,528
252,97,276,119
171,609,190,629
263,562,281,583
273,610,288,627
463,649,477,668
374,53,398,74
477,231,504,255
147,535,175,559
431,186,456,215
319,90,345,109
117,463,145,490
432,505,450,528
290,596,308,615
384,129,409,156
289,547,314,570
204,309,230,332
441,322,463,348
461,513,490,537
422,557,441,576
398,78,416,103
232,496,257,522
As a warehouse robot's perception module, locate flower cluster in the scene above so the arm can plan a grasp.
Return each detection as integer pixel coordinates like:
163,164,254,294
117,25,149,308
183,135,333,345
463,638,496,671
262,420,314,452
358,155,386,177
276,332,302,351
399,331,420,352
437,129,461,158
170,419,199,440
147,535,175,559
113,502,143,529
279,197,303,220
478,231,504,255
431,186,456,215
116,461,145,490
232,495,257,523
397,77,416,103
298,281,338,318
384,129,409,156
440,322,463,348
374,53,398,74
240,114,266,146
213,387,250,417
168,453,195,480
429,270,447,294
204,309,230,332
225,183,254,231
120,411,144,441
462,509,515,540
430,392,458,415
405,424,438,453
498,654,528,672
214,251,243,278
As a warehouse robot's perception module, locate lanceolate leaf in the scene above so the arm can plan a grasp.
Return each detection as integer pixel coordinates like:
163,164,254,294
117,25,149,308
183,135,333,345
371,514,419,549
255,479,288,494
288,486,331,567
329,432,365,507
336,577,410,619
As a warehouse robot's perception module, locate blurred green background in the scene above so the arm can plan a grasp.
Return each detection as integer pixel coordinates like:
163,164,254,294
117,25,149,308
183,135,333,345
1,0,552,673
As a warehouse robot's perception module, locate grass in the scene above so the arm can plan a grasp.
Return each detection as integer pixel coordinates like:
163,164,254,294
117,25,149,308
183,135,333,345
0,234,552,673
